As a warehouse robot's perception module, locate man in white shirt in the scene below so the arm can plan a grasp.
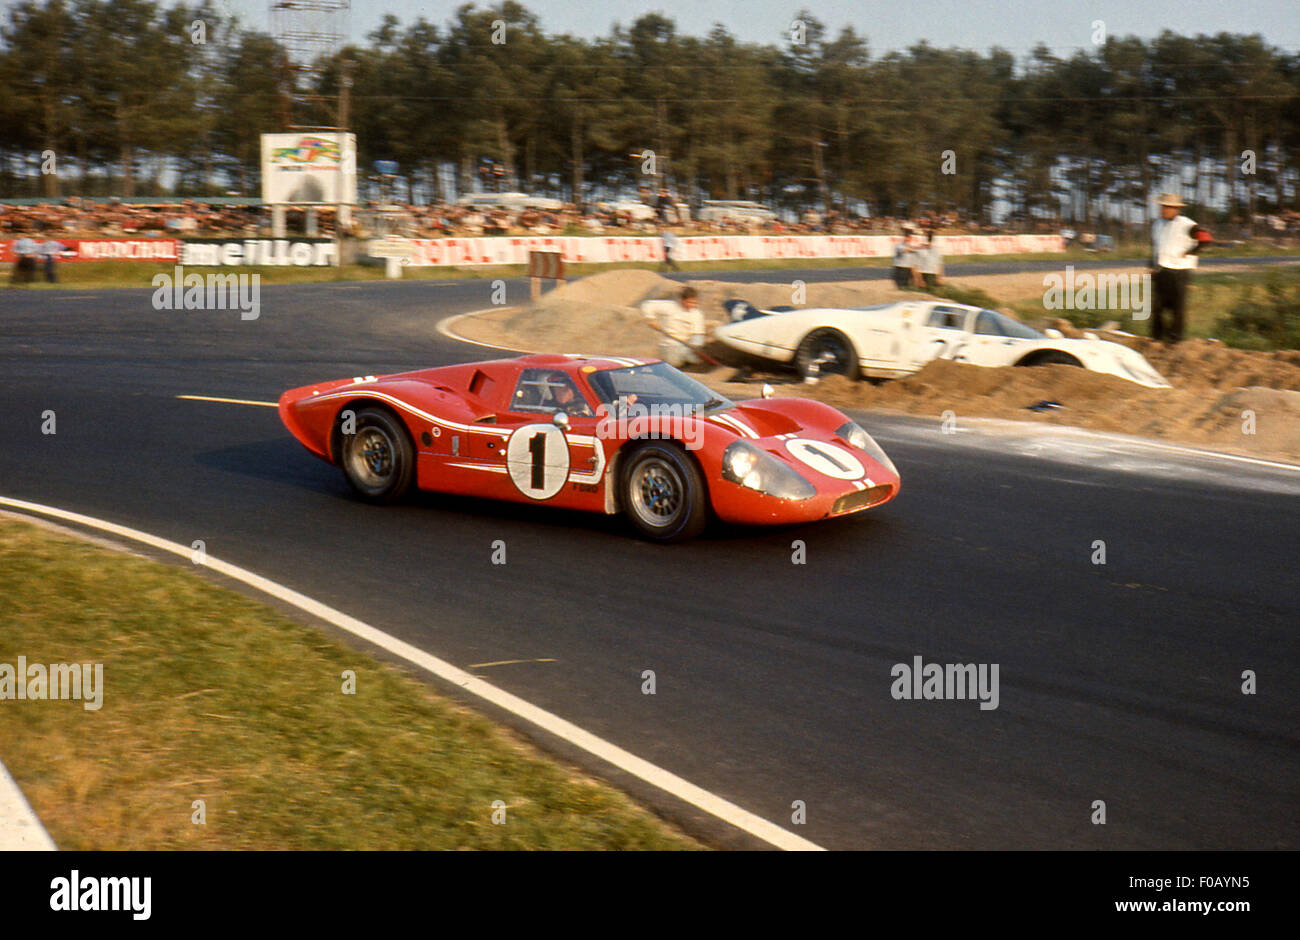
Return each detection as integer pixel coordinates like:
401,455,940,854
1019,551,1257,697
41,237,64,283
918,235,944,289
641,286,706,368
1149,192,1209,342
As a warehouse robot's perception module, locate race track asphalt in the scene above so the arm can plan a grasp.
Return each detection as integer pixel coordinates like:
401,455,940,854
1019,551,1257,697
1,273,1296,850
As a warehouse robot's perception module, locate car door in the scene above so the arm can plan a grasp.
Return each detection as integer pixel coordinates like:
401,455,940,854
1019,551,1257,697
967,309,1025,366
489,368,605,510
908,305,971,369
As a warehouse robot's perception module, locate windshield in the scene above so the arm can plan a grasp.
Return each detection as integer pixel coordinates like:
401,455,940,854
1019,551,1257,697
587,362,733,412
977,309,1043,340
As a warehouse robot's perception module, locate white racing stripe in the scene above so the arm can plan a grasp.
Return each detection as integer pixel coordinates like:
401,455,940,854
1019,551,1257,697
0,495,825,852
710,413,759,439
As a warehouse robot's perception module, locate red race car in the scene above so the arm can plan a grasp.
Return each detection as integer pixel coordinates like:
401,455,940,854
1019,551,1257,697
279,354,900,542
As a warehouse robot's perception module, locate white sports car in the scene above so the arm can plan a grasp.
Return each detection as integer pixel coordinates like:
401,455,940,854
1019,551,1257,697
713,299,1171,388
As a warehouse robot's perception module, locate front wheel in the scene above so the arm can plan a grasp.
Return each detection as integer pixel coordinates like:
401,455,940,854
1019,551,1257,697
795,329,858,380
339,406,416,504
621,443,708,542
1021,350,1083,368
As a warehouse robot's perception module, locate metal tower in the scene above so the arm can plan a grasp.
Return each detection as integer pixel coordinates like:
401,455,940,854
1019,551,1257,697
269,0,350,104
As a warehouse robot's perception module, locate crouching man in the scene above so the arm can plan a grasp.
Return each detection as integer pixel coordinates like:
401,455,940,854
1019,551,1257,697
641,285,707,369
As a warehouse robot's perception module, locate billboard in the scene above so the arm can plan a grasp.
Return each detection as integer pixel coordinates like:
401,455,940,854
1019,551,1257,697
260,133,357,205
0,238,180,263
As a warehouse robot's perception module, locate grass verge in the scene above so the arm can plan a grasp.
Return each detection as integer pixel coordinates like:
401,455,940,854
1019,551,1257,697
1004,266,1300,348
0,516,702,850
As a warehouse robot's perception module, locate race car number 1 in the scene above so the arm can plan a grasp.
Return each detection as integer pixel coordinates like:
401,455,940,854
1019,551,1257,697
506,423,570,499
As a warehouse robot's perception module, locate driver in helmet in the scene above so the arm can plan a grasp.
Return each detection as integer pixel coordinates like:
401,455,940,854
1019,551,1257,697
547,372,591,416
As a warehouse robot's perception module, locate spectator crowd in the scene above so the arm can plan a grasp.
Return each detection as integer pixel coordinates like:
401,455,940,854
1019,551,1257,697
5,197,1298,245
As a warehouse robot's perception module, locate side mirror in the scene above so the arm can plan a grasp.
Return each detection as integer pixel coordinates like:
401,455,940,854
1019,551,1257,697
552,411,570,430
761,383,774,399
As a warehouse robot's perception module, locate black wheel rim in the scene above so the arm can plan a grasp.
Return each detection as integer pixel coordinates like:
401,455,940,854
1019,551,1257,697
347,426,396,488
810,334,851,375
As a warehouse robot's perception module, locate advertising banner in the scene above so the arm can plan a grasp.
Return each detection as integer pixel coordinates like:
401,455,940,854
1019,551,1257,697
260,133,357,206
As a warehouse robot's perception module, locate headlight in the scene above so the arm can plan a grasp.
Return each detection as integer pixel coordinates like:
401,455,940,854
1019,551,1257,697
836,421,898,477
722,441,816,500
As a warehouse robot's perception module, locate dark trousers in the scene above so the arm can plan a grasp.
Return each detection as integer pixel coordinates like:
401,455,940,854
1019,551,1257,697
10,255,36,285
1151,267,1189,342
44,257,57,283
662,249,678,272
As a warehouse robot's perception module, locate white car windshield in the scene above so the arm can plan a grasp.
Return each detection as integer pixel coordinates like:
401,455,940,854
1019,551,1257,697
974,309,1043,340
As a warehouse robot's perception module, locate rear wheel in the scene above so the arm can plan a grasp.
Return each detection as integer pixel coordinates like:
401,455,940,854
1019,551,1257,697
621,443,708,543
796,329,858,380
339,406,415,504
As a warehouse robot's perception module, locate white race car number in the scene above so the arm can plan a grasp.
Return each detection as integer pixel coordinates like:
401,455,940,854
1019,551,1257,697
506,424,570,499
785,438,865,480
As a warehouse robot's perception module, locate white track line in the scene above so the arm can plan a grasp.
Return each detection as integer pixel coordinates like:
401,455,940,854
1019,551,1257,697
919,416,1300,475
0,496,823,851
1099,437,1300,473
437,309,538,353
0,762,56,850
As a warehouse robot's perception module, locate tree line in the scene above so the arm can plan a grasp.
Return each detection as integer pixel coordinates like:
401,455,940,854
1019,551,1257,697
2,0,1298,225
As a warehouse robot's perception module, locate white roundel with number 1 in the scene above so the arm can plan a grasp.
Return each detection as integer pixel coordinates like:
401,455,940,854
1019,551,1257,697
785,438,865,480
506,424,570,499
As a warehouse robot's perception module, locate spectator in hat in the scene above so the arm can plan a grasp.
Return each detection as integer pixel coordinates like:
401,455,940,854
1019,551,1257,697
892,227,916,288
1149,192,1210,343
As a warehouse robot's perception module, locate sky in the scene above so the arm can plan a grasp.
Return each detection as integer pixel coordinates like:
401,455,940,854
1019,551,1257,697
215,0,1300,57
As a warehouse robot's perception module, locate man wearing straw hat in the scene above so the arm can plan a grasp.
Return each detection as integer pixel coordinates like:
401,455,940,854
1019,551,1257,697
1149,192,1210,343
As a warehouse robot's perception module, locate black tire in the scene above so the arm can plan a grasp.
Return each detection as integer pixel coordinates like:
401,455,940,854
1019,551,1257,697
1019,350,1083,368
620,442,708,543
795,328,858,380
338,406,416,504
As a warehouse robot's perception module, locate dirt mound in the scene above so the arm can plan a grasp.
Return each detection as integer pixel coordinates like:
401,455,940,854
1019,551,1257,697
1197,387,1300,457
1134,338,1300,391
453,269,680,356
807,360,1176,432
540,268,674,308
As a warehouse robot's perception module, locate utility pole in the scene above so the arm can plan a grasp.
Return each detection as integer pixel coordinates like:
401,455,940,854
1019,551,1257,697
335,59,355,276
338,59,354,130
